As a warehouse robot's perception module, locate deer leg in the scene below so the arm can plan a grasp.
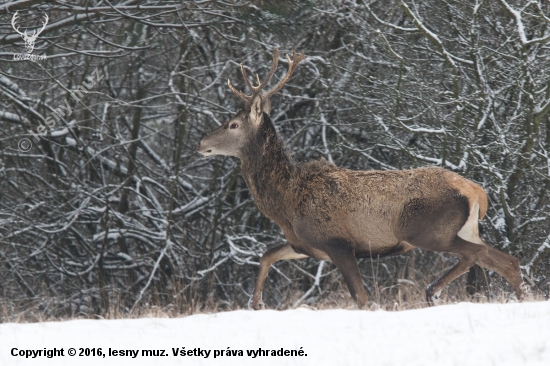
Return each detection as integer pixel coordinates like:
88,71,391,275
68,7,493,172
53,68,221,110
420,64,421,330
323,239,368,309
476,245,525,300
250,244,307,310
425,236,488,306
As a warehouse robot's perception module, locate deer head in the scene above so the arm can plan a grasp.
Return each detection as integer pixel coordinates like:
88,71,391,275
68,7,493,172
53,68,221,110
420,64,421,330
11,11,48,54
198,48,306,158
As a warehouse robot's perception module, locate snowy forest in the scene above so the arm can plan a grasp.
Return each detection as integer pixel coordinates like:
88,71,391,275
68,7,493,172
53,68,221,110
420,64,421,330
1,0,549,320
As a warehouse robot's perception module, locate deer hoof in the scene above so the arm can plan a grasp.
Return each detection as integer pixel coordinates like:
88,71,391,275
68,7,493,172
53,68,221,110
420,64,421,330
251,301,265,310
518,282,531,301
249,297,265,310
425,288,442,306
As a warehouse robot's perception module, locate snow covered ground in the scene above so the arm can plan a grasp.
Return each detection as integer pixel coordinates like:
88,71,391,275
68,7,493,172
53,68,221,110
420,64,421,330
1,301,549,366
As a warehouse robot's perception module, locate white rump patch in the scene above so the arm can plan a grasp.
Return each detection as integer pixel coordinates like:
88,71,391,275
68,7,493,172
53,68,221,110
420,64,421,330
457,201,484,244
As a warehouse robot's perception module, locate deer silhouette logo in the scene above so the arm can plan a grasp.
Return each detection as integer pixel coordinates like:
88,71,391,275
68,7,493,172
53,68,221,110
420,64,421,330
11,11,48,54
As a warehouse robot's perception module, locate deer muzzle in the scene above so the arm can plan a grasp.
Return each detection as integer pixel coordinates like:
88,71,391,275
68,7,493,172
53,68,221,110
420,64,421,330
197,140,213,156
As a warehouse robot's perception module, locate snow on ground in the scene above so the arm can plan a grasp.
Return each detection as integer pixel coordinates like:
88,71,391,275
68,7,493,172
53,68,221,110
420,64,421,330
1,301,549,366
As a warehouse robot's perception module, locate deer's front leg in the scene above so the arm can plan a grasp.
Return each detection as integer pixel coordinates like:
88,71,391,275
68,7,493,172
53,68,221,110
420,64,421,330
250,244,307,310
323,239,368,309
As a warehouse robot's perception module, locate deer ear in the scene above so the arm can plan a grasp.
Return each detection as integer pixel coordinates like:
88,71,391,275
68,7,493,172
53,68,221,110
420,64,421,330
249,95,263,127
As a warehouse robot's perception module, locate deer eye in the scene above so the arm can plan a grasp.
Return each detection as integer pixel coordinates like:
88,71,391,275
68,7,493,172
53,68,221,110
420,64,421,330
230,123,239,129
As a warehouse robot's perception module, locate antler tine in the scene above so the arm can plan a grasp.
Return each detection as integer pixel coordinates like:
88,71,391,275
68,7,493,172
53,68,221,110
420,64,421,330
264,50,306,98
239,64,256,91
227,48,281,104
227,79,251,103
255,48,280,92
239,48,280,94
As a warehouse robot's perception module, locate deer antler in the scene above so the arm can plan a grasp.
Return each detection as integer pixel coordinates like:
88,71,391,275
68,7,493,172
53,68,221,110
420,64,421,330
227,49,279,103
263,50,306,98
227,48,306,105
238,49,280,94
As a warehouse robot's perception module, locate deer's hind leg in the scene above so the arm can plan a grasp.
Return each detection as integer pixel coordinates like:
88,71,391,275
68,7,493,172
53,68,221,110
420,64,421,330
424,236,488,306
250,244,307,310
476,245,525,300
397,194,488,305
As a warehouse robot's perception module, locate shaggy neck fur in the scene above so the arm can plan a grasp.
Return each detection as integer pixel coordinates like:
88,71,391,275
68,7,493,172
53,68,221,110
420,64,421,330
240,113,295,227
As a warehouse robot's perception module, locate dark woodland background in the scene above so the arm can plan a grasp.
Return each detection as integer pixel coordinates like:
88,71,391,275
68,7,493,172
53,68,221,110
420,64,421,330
1,0,549,319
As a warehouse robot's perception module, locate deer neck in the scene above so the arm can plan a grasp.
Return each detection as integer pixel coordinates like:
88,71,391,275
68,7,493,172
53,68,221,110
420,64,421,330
240,115,295,224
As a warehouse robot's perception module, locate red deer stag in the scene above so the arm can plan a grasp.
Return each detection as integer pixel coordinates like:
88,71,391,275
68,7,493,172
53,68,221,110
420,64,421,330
198,48,526,309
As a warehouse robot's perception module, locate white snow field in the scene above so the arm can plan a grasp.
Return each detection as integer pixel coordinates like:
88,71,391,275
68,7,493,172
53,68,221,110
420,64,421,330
1,301,549,366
